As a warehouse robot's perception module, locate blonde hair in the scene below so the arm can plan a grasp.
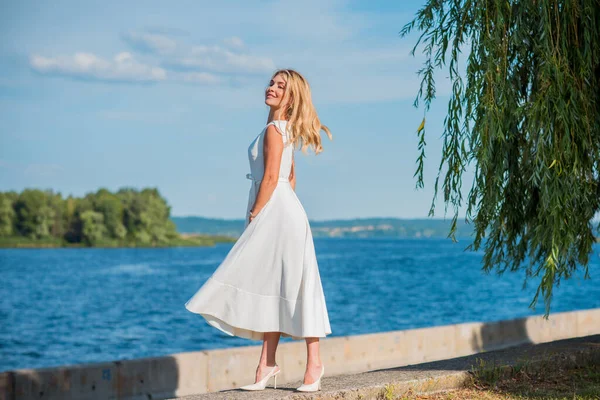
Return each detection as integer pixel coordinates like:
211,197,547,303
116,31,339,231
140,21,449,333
267,69,332,155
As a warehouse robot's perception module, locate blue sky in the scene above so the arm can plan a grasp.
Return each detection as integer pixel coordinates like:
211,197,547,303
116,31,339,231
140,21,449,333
0,0,473,220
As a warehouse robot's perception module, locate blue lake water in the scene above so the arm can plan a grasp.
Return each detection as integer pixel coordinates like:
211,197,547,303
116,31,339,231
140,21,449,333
1,237,599,372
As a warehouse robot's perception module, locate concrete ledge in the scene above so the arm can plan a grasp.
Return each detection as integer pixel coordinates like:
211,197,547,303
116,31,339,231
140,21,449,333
2,308,599,400
3,361,118,400
174,334,600,399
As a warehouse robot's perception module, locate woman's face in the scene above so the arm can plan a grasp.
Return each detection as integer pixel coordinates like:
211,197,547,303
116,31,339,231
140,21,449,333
265,74,287,109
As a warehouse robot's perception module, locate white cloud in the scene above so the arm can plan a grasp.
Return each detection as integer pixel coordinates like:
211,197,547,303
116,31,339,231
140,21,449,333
30,52,167,83
223,36,244,49
1,160,65,177
177,71,222,84
120,30,273,75
0,160,66,178
24,163,65,177
172,45,275,74
121,31,178,55
25,4,452,101
29,27,275,85
98,106,188,123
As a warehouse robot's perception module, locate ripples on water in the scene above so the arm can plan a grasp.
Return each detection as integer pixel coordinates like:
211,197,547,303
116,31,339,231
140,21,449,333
1,238,598,372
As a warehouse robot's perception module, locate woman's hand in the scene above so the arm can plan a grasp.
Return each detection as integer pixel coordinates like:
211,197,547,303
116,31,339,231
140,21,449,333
250,125,283,219
248,208,260,224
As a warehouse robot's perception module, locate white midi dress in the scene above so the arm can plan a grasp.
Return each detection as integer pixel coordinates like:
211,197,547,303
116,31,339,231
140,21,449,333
185,120,332,341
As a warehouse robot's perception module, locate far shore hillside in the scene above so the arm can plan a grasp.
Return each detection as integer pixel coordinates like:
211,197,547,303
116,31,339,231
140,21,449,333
173,216,477,239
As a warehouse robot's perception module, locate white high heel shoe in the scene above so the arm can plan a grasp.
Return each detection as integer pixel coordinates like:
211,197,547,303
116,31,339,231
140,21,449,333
296,365,324,392
239,364,281,391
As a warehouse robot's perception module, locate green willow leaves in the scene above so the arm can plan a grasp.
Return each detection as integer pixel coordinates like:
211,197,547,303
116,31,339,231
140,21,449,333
401,0,600,316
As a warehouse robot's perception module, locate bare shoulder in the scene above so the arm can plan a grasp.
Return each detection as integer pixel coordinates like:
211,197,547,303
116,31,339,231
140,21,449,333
264,124,285,145
266,123,285,136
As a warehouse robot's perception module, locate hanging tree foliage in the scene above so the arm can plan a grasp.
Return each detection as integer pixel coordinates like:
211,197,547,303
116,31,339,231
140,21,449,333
401,0,600,316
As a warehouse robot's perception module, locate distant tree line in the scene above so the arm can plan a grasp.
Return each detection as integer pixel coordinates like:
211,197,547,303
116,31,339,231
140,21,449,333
0,188,179,246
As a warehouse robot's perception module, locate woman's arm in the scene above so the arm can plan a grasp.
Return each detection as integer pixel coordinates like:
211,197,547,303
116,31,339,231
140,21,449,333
249,125,284,220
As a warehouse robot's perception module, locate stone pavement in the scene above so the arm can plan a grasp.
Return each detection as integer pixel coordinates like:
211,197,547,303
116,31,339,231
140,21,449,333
170,334,600,400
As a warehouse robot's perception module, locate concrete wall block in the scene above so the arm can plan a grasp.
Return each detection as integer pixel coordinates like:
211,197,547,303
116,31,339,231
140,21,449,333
553,311,580,341
454,322,485,356
526,311,580,344
169,351,209,397
524,315,552,344
328,334,369,374
116,354,189,400
356,331,406,373
12,362,117,400
577,308,600,337
352,331,407,371
0,372,14,400
402,325,456,365
478,320,507,351
499,316,530,347
476,317,530,352
205,344,261,392
398,328,427,365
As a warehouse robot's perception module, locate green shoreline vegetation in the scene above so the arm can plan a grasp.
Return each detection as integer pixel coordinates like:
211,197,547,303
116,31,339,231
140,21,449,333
0,188,235,249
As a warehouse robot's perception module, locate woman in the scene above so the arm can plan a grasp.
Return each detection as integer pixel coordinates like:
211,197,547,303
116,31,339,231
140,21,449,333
185,68,333,392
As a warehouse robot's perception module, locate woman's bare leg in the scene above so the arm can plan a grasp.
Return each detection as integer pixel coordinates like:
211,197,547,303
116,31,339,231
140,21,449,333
254,332,281,382
303,337,323,384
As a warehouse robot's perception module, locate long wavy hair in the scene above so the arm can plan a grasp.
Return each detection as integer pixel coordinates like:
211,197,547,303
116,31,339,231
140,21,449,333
266,69,332,155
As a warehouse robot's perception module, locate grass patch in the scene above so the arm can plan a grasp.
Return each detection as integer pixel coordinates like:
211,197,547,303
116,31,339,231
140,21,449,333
389,352,600,399
0,236,69,248
466,355,600,399
0,233,237,248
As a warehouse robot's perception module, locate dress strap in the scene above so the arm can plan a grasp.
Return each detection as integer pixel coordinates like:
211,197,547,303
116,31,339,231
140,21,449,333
265,121,289,142
265,120,287,136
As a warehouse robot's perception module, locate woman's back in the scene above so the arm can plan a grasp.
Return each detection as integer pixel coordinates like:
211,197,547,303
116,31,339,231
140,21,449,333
247,120,293,182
